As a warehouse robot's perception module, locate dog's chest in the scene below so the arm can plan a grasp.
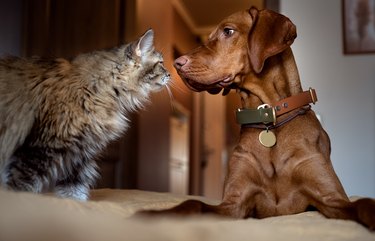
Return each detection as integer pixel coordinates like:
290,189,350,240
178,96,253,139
254,185,308,217
249,155,310,217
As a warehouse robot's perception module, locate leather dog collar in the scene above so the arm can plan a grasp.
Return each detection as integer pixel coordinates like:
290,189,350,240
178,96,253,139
236,88,317,125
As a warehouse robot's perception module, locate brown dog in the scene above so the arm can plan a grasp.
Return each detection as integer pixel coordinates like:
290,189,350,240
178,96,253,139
145,7,375,229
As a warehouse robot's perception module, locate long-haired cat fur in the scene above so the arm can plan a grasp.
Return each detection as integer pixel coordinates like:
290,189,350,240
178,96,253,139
0,29,170,200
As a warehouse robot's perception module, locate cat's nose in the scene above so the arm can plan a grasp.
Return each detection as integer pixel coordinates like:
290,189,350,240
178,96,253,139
174,56,189,70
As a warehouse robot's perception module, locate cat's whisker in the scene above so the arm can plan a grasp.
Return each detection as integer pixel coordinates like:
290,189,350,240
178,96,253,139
169,80,190,94
165,84,176,110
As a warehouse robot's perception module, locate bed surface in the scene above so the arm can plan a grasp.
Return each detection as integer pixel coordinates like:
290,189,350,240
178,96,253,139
0,188,374,241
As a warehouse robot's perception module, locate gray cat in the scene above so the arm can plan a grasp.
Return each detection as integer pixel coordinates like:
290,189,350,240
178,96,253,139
0,29,170,200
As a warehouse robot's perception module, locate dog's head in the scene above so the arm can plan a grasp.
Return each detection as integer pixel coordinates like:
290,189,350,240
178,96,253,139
174,7,297,95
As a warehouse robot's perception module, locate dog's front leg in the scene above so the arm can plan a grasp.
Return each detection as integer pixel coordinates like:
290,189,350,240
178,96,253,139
295,154,375,229
215,154,264,219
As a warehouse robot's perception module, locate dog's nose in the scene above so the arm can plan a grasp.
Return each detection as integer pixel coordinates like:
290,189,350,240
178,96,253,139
174,56,189,70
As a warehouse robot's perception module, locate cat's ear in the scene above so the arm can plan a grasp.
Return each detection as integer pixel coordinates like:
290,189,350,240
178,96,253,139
135,29,154,57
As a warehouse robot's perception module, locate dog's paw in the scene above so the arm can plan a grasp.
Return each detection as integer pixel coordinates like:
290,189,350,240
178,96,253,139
355,198,375,230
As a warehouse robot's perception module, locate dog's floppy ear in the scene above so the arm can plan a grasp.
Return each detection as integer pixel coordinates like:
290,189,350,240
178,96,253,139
247,7,297,74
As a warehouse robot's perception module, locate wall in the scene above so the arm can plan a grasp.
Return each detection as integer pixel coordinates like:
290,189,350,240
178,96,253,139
281,0,375,197
135,0,174,192
0,0,22,56
134,0,200,193
173,9,202,195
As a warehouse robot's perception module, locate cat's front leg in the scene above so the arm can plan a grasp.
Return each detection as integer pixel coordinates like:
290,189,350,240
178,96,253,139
54,159,99,201
5,151,53,194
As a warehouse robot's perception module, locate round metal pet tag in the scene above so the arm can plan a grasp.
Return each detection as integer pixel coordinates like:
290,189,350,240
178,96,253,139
259,130,276,147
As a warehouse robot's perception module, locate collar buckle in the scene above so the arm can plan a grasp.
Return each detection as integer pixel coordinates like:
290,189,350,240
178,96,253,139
309,87,317,104
257,104,276,125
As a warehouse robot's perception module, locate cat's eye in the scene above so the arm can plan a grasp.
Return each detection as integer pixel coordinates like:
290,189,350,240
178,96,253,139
223,27,235,37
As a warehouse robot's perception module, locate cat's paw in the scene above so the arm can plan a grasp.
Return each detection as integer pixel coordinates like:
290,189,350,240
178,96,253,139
54,185,89,201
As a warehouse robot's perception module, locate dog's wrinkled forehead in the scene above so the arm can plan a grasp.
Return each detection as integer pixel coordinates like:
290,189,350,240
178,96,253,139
208,10,255,40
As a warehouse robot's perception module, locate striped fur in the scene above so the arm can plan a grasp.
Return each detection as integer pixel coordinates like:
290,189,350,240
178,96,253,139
0,29,170,200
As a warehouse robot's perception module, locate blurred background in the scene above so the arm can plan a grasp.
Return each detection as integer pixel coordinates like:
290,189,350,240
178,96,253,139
0,0,374,199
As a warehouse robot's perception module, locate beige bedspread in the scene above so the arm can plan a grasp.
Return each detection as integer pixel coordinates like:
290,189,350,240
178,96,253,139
0,188,374,241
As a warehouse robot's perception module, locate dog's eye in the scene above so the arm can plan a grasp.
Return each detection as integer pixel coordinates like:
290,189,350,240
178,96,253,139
223,28,235,37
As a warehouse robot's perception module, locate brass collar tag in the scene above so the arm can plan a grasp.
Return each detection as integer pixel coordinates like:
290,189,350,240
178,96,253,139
259,130,277,147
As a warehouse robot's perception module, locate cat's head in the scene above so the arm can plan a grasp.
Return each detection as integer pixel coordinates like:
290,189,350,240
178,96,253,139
118,29,170,95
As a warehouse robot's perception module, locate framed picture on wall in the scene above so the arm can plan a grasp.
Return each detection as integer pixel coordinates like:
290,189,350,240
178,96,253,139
342,0,375,54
